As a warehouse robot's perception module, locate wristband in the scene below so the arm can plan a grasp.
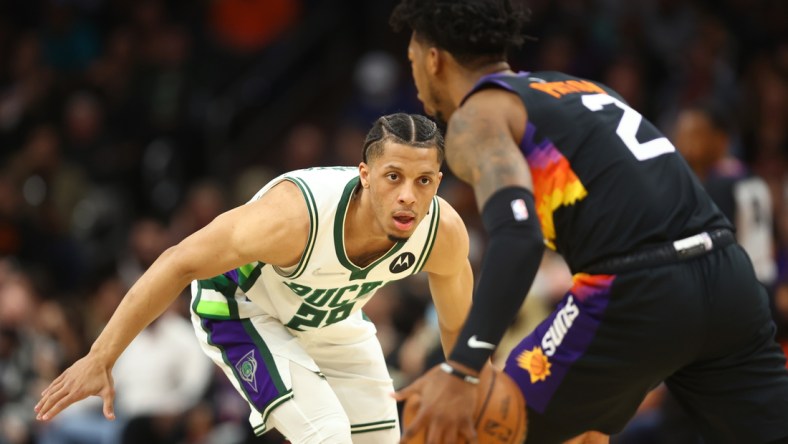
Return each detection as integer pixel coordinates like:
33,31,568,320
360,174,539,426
439,362,480,385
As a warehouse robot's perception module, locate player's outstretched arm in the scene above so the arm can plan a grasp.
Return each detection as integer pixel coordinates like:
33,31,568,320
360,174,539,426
35,181,309,422
421,197,473,355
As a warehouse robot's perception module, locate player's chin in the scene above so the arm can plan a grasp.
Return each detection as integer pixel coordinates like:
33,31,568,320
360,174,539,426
387,231,412,243
424,106,437,119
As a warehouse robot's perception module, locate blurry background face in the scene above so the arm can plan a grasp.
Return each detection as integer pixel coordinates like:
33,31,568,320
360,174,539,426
673,109,726,174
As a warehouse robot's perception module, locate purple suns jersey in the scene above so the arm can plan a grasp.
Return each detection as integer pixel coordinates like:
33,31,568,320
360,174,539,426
462,71,731,272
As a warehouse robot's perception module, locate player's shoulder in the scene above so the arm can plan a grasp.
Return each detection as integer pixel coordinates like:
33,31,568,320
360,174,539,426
525,71,619,99
453,85,527,150
246,179,309,222
527,70,578,81
452,87,524,134
459,70,599,118
435,196,462,225
278,166,359,207
433,196,470,251
420,196,470,274
284,166,358,182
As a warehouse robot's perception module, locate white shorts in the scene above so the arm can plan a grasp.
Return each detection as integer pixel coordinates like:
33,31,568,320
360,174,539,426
190,310,399,442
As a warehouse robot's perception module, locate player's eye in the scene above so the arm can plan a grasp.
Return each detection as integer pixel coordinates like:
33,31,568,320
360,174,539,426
387,173,399,181
419,177,432,185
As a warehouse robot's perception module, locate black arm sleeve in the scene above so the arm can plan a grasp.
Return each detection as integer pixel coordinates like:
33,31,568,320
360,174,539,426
448,186,545,371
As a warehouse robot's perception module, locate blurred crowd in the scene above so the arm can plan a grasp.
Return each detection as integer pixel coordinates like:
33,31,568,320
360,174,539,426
0,0,786,443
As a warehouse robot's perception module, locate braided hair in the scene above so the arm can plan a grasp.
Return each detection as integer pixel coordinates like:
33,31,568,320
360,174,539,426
362,113,445,164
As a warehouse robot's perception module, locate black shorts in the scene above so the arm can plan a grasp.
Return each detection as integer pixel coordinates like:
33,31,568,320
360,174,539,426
504,243,788,443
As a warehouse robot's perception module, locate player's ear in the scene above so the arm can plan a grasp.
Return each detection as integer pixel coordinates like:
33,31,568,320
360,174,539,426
428,47,441,75
358,162,370,188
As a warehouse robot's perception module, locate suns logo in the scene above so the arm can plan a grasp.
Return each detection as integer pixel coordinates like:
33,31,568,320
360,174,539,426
517,346,552,383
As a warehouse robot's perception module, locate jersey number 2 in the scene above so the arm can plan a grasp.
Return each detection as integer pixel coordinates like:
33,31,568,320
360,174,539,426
582,94,675,161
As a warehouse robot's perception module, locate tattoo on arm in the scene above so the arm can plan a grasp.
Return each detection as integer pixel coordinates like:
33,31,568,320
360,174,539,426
446,106,532,210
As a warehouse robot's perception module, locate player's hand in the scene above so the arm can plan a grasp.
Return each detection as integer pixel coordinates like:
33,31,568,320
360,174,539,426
34,353,116,422
395,361,479,444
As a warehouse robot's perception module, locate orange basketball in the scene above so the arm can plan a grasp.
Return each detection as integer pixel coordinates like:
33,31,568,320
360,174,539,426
401,364,527,443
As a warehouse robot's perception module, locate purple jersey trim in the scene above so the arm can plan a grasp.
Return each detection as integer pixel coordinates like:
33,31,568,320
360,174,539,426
459,71,531,106
504,274,615,413
202,318,284,411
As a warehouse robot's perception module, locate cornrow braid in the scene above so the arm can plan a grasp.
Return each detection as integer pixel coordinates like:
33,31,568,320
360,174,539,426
363,113,444,164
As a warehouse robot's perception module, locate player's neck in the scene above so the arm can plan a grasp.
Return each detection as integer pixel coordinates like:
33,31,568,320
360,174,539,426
345,186,395,253
449,61,513,110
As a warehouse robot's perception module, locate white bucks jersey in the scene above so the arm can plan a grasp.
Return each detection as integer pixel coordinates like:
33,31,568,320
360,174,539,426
191,167,440,331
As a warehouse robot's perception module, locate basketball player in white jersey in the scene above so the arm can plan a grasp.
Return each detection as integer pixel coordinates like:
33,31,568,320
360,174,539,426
35,113,474,444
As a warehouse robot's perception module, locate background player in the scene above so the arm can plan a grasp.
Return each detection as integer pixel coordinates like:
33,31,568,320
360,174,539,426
35,113,474,444
674,101,776,287
389,1,788,443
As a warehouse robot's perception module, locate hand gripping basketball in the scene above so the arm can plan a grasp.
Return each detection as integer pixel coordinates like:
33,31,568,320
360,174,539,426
402,364,527,443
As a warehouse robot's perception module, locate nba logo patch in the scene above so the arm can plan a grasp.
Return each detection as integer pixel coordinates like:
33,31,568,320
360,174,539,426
510,199,529,221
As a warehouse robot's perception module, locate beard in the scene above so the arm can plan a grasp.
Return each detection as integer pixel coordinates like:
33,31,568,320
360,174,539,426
388,234,410,242
433,112,448,133
426,84,449,129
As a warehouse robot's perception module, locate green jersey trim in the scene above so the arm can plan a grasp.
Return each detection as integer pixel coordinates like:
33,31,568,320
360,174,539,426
350,419,398,434
241,319,287,392
191,281,203,316
197,317,291,433
333,177,406,280
194,300,231,318
198,318,260,412
274,177,318,279
193,276,239,319
414,196,440,274
241,319,294,431
237,262,263,292
253,391,295,436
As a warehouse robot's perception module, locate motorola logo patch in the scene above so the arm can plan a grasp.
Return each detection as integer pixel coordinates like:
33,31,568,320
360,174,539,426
389,252,416,273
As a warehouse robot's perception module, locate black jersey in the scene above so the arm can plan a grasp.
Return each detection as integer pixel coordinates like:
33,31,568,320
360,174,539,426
463,71,731,272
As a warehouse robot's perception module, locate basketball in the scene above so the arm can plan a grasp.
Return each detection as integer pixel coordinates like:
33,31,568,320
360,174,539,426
401,364,527,443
